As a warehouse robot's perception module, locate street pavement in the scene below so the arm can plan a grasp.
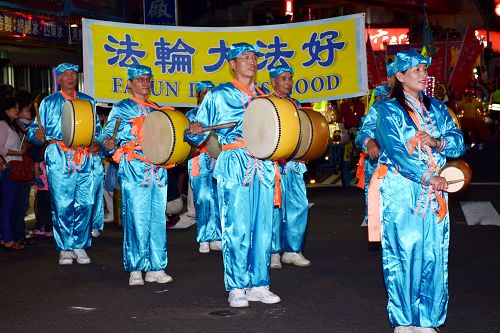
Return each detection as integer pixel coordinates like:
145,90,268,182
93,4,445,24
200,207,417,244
1,136,500,333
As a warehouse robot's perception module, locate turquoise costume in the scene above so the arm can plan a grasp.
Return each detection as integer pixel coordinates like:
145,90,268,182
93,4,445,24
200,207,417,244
91,158,105,233
271,159,308,254
355,85,390,221
27,77,101,251
267,65,309,255
97,65,169,272
185,45,276,291
186,81,221,244
373,50,465,328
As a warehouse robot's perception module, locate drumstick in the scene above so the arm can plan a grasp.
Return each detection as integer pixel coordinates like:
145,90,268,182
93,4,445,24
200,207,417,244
34,104,42,129
111,118,121,141
447,179,465,185
185,121,237,134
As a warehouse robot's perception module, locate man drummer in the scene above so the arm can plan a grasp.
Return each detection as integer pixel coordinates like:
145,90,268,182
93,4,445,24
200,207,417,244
355,62,394,228
267,64,311,269
27,63,102,265
99,64,173,286
186,81,222,254
186,43,280,307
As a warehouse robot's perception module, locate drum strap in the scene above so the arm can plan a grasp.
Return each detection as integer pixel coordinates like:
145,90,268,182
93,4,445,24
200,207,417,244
112,140,175,170
60,90,76,100
49,140,90,172
190,143,208,177
355,151,366,190
367,164,388,242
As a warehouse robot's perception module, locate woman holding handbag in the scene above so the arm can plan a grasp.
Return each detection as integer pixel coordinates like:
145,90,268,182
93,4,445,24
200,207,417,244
0,97,28,250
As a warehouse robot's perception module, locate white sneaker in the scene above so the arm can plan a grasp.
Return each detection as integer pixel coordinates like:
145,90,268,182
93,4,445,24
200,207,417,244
360,218,368,227
199,242,210,253
145,270,173,283
73,249,91,264
281,252,311,267
271,253,282,269
228,289,249,308
393,327,415,333
59,250,75,265
129,271,144,286
209,240,222,251
91,229,101,238
245,286,281,304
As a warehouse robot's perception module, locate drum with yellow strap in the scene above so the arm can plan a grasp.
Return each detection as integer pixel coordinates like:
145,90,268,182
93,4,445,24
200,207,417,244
291,107,330,160
61,99,96,148
439,159,472,193
242,96,300,160
141,109,191,165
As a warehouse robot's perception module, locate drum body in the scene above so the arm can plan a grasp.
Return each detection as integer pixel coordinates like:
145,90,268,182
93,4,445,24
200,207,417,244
141,109,191,165
242,96,300,160
291,108,330,160
439,159,472,193
61,99,96,148
205,131,221,158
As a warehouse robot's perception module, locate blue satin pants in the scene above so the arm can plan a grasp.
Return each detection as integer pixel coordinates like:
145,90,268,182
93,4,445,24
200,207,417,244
190,173,221,243
121,178,168,272
217,177,273,291
272,171,309,253
381,194,449,328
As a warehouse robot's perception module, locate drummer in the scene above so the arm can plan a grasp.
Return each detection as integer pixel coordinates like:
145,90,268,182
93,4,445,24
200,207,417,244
266,65,311,269
99,65,173,286
27,63,102,265
186,81,222,254
368,49,464,332
355,62,394,227
186,43,280,308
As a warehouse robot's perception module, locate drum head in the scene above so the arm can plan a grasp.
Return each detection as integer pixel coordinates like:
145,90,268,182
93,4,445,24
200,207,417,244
243,98,280,159
243,96,300,160
439,159,472,193
61,101,75,147
205,131,221,158
291,108,329,160
141,111,175,165
440,166,465,193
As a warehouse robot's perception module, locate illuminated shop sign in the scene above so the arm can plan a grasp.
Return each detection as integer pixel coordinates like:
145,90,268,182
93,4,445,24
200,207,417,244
0,10,80,43
366,28,409,51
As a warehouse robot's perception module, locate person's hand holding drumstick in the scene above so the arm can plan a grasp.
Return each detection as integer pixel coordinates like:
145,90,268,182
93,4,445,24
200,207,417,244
103,118,121,151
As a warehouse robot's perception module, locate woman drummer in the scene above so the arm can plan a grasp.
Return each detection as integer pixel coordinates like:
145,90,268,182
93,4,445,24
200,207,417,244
368,49,465,332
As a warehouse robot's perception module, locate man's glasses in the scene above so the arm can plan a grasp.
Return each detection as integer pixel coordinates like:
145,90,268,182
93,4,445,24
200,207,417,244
134,77,151,84
235,55,258,63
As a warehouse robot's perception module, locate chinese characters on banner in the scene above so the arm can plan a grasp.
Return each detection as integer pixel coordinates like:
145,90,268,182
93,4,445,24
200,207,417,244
82,14,368,107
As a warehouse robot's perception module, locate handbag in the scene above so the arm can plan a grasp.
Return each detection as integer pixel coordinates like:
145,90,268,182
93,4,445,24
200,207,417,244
8,154,35,182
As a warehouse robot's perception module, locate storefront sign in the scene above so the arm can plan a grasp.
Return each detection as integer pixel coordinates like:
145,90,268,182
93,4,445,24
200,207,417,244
0,10,68,43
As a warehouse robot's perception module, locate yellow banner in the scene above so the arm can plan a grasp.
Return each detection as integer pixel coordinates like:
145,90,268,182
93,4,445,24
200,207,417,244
83,14,367,107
